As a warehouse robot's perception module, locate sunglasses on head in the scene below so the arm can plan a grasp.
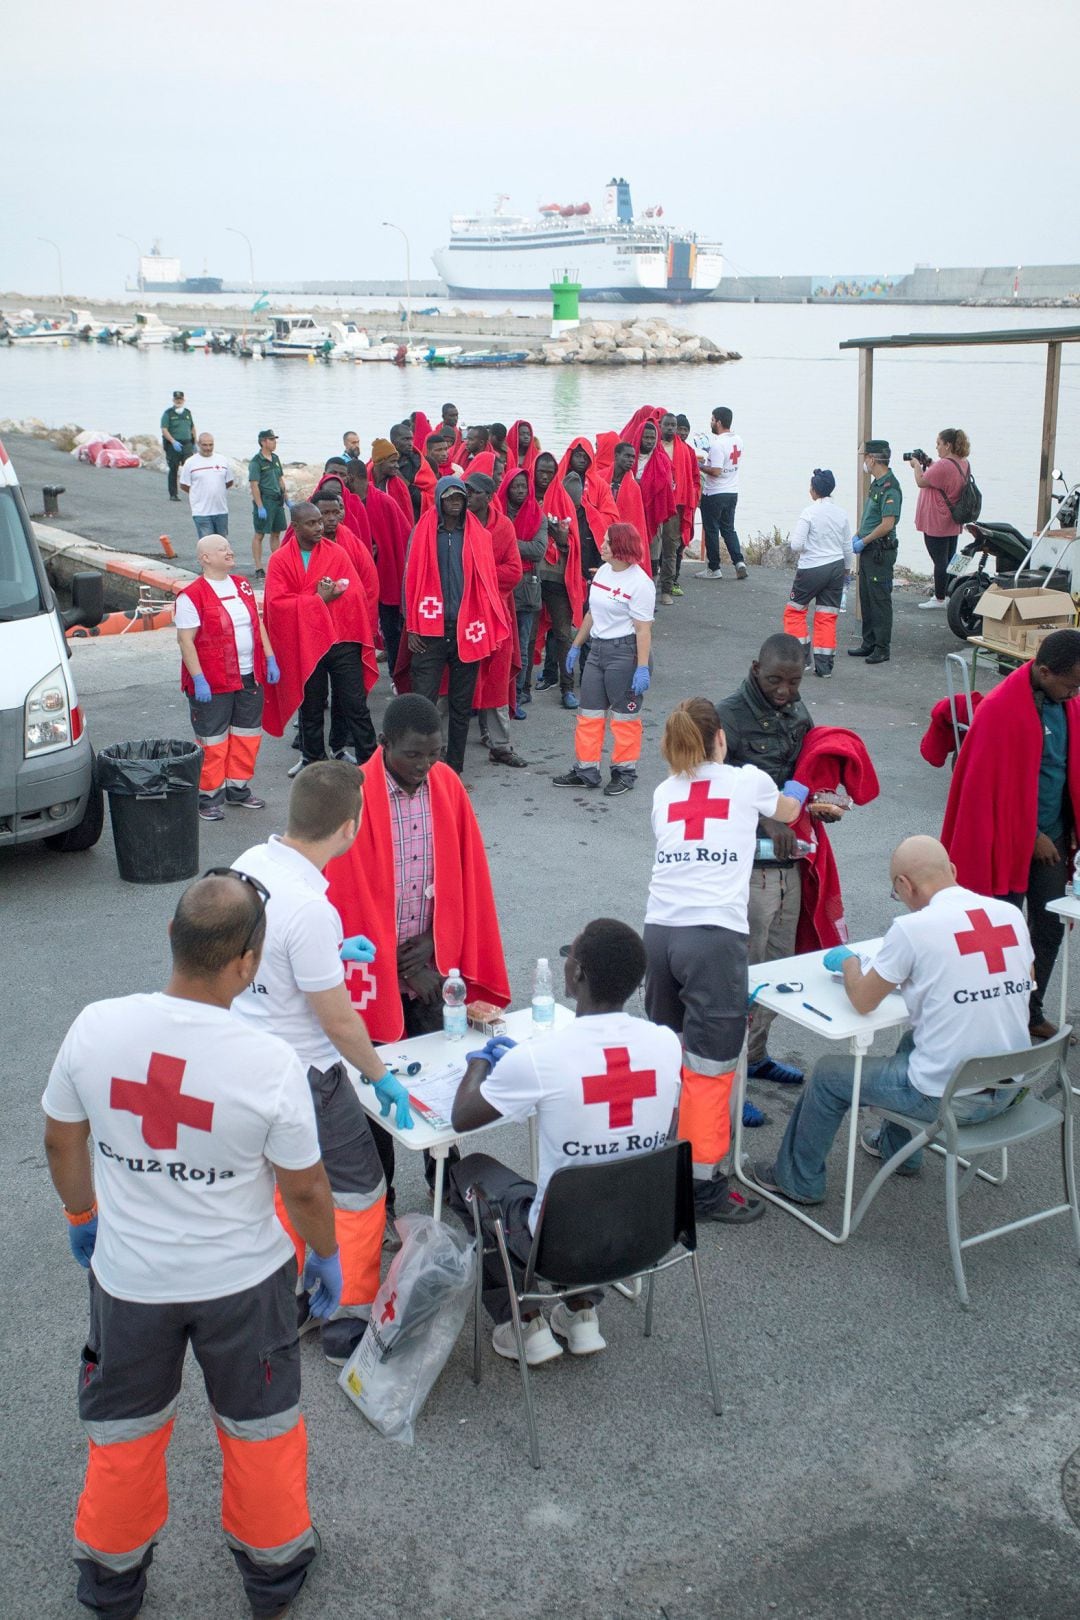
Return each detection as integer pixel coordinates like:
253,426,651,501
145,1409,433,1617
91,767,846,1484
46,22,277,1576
202,867,270,955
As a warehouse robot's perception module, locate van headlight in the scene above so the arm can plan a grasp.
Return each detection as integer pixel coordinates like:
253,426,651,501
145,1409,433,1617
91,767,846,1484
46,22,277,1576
25,666,72,756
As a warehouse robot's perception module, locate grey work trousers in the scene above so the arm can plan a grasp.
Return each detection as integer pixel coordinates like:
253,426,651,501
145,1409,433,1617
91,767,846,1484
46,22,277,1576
657,514,683,596
746,864,802,1062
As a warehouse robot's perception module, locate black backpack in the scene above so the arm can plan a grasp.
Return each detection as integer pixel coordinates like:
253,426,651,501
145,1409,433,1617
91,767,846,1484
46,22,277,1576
948,460,982,524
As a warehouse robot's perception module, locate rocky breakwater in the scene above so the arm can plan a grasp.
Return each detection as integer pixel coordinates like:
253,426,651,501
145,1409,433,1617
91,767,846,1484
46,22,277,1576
534,316,739,367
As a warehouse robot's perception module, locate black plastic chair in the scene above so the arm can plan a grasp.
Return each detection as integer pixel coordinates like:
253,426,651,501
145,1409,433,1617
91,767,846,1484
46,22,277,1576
462,1141,721,1468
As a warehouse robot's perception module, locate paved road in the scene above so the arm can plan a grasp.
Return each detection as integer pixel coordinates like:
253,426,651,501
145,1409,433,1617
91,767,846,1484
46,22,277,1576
4,555,1080,1619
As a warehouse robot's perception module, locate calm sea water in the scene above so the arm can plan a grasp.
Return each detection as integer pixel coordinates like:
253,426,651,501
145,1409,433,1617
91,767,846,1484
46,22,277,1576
3,300,1077,572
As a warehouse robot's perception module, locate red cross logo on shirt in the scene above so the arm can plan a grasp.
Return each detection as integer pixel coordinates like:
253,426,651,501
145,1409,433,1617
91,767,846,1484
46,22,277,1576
381,1290,397,1325
345,959,378,1011
418,595,443,620
110,1053,215,1150
463,620,487,644
581,1046,658,1129
667,781,730,841
728,444,742,465
954,909,1018,975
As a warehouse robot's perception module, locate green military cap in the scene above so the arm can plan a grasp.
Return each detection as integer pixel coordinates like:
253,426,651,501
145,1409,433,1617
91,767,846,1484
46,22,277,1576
863,439,891,458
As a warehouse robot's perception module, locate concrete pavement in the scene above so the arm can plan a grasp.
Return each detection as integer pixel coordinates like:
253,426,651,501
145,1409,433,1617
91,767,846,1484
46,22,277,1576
4,558,1080,1619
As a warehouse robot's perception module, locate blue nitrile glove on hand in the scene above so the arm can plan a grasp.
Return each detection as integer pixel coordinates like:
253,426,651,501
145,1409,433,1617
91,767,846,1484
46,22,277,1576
67,1214,97,1269
193,674,212,705
565,646,580,675
266,655,280,685
823,946,857,971
783,778,810,807
340,934,376,964
631,666,651,696
257,504,268,521
465,1035,518,1069
851,536,865,554
373,1072,414,1129
303,1249,344,1319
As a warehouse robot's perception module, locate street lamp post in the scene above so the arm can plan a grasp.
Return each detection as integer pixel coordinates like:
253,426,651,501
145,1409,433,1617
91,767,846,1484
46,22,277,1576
227,227,256,295
117,234,143,293
37,237,64,304
382,221,412,346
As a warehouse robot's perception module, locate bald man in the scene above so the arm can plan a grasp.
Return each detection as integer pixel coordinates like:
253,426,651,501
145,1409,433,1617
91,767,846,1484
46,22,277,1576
179,431,234,537
751,836,1034,1205
176,536,279,821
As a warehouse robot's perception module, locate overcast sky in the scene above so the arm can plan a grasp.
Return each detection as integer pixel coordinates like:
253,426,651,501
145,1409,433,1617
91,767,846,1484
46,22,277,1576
3,0,1077,297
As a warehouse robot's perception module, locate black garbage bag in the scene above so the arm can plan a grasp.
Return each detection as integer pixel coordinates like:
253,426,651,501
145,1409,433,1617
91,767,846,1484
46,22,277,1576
98,740,203,884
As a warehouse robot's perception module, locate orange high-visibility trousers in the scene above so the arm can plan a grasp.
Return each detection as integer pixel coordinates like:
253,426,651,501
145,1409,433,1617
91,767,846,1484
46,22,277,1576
811,608,838,653
783,601,809,642
573,712,606,769
677,1061,735,1173
610,716,642,767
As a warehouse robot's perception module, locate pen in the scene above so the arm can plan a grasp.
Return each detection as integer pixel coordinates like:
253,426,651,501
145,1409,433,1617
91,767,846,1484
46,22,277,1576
802,1002,833,1021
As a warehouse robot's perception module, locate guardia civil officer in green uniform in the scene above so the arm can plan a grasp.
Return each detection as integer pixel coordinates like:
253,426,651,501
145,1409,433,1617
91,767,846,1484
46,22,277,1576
848,439,901,665
161,389,195,502
247,428,287,580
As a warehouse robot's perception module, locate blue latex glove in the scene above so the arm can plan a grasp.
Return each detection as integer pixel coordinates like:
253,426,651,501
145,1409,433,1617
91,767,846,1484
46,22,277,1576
851,536,865,554
192,674,212,705
257,504,268,521
340,934,376,965
565,645,580,675
266,655,280,685
372,1072,414,1130
783,778,810,807
465,1034,518,1069
631,666,650,697
68,1215,97,1269
823,945,857,972
303,1249,344,1319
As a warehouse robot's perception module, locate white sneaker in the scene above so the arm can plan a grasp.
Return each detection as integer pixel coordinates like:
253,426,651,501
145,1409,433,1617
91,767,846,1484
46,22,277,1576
492,1315,563,1365
917,597,947,609
695,567,723,580
549,1302,607,1356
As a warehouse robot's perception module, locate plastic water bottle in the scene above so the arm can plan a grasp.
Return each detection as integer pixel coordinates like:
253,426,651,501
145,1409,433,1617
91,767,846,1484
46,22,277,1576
532,958,556,1034
1073,852,1080,900
442,968,467,1040
839,584,848,613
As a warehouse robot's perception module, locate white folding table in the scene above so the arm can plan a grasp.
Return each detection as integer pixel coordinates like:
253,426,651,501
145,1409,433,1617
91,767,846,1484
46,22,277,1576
1045,895,1080,1093
733,939,910,1243
347,1004,573,1219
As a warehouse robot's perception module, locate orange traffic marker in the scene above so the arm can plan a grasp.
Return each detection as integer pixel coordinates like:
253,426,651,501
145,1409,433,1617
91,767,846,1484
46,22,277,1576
158,534,176,559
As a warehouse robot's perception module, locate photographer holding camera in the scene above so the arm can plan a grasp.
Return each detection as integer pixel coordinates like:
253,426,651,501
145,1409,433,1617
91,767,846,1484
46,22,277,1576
905,429,972,609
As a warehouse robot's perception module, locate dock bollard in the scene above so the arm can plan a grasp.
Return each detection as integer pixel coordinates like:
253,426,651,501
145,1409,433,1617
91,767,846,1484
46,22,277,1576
158,535,177,559
43,484,65,517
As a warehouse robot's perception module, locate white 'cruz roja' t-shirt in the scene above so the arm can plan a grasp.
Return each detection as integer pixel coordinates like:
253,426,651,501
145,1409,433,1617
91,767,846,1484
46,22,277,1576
587,562,656,640
181,452,233,516
479,1010,682,1229
174,576,256,673
702,432,744,495
230,837,347,1073
646,761,780,933
42,992,320,1303
871,885,1034,1097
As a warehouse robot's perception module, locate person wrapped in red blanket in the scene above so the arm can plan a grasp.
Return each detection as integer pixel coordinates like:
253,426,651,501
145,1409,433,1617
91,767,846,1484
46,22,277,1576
315,462,372,554
262,503,379,767
348,459,410,677
507,419,540,472
596,431,652,579
531,452,585,706
556,437,619,580
370,437,414,529
464,472,525,767
941,632,1080,1037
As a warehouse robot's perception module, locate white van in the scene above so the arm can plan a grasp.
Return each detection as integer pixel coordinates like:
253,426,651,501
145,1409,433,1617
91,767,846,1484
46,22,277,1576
0,436,105,850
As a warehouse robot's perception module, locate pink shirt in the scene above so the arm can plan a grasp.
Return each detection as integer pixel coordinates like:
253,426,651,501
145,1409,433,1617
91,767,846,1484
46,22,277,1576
915,457,968,538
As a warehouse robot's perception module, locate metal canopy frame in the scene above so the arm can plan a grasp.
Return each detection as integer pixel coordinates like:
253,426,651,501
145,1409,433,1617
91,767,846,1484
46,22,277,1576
839,325,1080,528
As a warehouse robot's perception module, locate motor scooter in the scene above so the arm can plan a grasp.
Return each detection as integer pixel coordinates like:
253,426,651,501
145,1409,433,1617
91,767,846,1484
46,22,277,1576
946,471,1080,641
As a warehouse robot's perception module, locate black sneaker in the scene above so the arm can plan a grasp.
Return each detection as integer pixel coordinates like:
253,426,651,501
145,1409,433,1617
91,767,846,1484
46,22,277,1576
603,774,635,797
321,1317,366,1368
553,769,598,788
693,1178,766,1224
198,801,225,822
535,675,558,692
859,1126,920,1176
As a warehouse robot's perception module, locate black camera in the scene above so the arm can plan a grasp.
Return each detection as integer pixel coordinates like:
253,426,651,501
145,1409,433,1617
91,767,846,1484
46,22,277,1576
903,449,931,468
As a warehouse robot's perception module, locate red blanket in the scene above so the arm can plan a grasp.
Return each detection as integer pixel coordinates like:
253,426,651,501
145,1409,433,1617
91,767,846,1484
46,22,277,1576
507,420,540,472
472,506,523,709
262,532,378,736
335,522,381,632
622,415,676,536
920,692,985,767
363,484,410,605
324,750,510,1041
791,726,880,951
540,474,585,623
381,471,414,529
672,435,700,544
556,437,619,554
412,410,436,450
403,508,509,659
941,663,1080,895
312,471,372,554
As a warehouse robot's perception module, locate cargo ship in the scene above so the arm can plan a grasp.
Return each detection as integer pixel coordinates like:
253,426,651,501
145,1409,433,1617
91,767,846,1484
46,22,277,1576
431,178,723,303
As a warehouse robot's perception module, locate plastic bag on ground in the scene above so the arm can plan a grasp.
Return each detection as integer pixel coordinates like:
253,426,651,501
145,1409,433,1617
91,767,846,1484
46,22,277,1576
339,1213,475,1444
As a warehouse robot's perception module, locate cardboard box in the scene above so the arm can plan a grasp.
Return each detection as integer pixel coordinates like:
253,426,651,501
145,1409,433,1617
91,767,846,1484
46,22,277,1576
975,585,1074,649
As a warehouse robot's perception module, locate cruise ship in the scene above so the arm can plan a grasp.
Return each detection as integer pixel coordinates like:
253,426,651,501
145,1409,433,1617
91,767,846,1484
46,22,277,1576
432,178,723,303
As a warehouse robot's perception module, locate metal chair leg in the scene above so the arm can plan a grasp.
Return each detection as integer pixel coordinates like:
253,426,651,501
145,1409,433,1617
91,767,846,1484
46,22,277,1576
690,1253,722,1417
944,1149,970,1308
1061,1105,1080,1260
469,1197,485,1386
493,1218,541,1468
644,1270,656,1338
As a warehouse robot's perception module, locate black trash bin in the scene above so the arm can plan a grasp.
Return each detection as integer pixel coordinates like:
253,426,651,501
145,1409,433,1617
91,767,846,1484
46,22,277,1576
98,740,203,884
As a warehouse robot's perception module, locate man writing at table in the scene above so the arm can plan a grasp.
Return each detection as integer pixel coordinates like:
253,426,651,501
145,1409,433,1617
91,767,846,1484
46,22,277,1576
751,837,1033,1206
449,918,681,1365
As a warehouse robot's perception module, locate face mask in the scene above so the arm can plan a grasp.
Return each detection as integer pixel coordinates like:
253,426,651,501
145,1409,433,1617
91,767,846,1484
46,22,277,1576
862,460,870,475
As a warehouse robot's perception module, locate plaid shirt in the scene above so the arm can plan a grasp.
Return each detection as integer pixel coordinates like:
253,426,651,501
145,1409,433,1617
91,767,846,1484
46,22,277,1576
386,774,435,948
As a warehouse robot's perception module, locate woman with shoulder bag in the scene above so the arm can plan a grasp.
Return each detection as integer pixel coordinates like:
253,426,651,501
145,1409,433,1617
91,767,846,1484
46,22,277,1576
909,428,972,609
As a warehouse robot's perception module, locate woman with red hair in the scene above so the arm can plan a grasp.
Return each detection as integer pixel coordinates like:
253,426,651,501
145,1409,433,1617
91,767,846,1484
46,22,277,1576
553,523,655,797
